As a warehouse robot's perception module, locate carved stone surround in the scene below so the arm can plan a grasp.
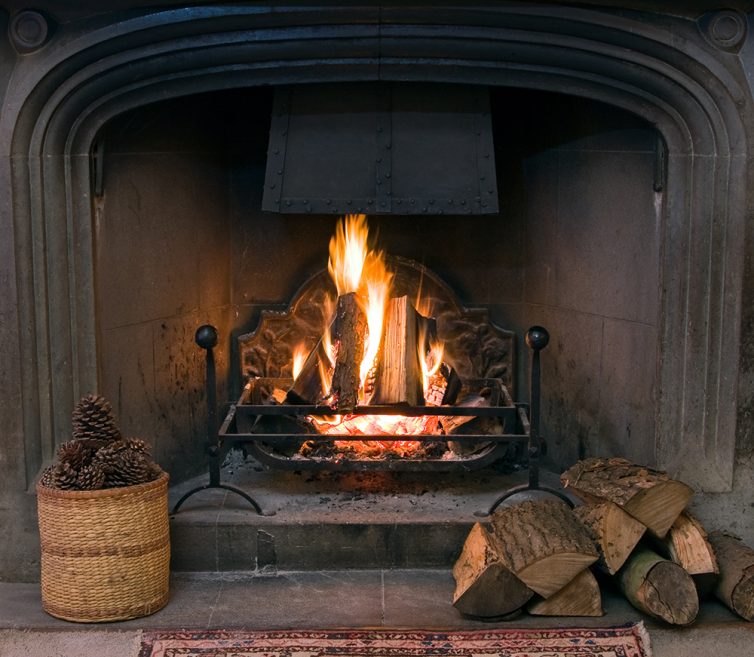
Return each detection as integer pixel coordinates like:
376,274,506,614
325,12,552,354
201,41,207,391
1,3,752,506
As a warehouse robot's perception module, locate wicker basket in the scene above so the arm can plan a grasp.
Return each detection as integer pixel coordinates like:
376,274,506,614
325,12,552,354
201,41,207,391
36,470,170,623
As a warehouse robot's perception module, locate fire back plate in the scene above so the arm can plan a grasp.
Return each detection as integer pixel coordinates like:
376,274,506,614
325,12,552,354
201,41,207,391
262,82,498,215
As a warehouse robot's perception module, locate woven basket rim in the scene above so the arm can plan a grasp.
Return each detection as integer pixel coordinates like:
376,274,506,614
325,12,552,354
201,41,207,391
36,469,169,500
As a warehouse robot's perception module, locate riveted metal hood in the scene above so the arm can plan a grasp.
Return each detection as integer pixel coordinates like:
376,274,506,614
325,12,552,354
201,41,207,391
262,82,498,215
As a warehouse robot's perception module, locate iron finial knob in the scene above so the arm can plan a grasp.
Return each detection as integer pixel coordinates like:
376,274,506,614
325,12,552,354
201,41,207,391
525,326,549,351
195,324,218,350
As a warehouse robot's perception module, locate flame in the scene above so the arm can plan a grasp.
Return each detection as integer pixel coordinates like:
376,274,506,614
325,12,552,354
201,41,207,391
326,215,393,402
328,214,370,296
292,343,309,380
419,325,445,394
303,215,450,458
318,295,337,399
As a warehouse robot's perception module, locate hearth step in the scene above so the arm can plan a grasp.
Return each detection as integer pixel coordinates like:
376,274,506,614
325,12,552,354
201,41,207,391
168,457,567,572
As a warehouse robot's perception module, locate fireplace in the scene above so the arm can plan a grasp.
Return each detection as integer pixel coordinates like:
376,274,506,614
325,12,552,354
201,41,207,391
1,3,753,580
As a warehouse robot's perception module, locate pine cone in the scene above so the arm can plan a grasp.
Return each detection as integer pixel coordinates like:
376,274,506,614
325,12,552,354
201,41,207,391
104,450,153,488
57,440,89,469
39,466,56,489
124,437,151,456
76,463,106,490
91,440,128,473
52,462,80,490
72,394,121,443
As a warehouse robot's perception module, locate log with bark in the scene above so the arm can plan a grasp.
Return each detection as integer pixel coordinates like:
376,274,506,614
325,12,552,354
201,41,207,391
573,501,646,575
561,458,693,538
329,292,368,411
527,568,604,617
708,531,754,621
371,295,423,406
660,512,718,595
616,546,699,625
453,499,598,618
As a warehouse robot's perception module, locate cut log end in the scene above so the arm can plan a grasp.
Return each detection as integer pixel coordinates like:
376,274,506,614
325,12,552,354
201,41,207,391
641,561,699,626
574,501,646,575
617,547,699,626
709,532,754,621
452,523,533,618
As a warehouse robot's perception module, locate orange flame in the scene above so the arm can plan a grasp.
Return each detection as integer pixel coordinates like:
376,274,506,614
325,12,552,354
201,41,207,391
326,215,393,402
418,324,444,395
307,215,449,457
292,343,309,380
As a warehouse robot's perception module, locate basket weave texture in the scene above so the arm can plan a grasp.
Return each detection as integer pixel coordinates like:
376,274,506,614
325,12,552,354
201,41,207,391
36,470,170,623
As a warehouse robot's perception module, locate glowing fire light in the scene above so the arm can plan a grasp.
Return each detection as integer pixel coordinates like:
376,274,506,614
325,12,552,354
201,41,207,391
326,214,393,403
419,327,445,395
289,214,449,457
292,344,309,380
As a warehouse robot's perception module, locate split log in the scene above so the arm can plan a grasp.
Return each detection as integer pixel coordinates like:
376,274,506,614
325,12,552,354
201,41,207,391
453,500,599,618
573,502,646,575
561,458,693,538
616,546,698,626
661,512,718,595
487,499,599,598
371,295,423,406
708,532,754,621
330,292,367,411
452,523,534,618
527,568,604,617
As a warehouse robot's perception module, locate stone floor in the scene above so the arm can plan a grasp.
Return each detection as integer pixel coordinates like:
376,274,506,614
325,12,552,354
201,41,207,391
1,570,753,657
3,457,753,656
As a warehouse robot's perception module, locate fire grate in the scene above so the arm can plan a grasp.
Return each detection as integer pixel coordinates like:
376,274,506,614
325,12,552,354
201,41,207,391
220,376,528,472
171,254,570,515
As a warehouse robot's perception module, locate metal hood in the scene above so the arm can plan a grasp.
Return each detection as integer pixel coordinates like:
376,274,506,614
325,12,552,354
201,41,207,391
262,82,499,215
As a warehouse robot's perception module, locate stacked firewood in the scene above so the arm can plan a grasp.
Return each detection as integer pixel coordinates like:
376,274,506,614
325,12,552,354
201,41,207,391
453,457,754,624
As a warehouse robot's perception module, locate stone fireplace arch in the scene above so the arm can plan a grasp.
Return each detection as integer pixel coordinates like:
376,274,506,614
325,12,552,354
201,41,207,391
2,5,751,496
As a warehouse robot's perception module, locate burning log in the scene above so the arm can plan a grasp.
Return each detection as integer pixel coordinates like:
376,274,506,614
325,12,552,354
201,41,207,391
573,501,646,575
371,295,423,406
527,568,604,617
561,458,693,538
707,531,754,621
424,362,461,407
330,292,367,411
453,500,598,618
287,338,332,405
616,546,699,625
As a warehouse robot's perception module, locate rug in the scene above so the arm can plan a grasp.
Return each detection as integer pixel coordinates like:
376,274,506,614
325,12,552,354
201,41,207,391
139,626,652,657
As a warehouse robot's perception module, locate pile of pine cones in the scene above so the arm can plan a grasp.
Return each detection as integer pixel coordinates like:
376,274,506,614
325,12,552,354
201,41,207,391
39,394,163,490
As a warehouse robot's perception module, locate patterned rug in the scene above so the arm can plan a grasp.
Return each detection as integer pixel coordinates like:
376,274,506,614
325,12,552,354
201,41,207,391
139,626,652,657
